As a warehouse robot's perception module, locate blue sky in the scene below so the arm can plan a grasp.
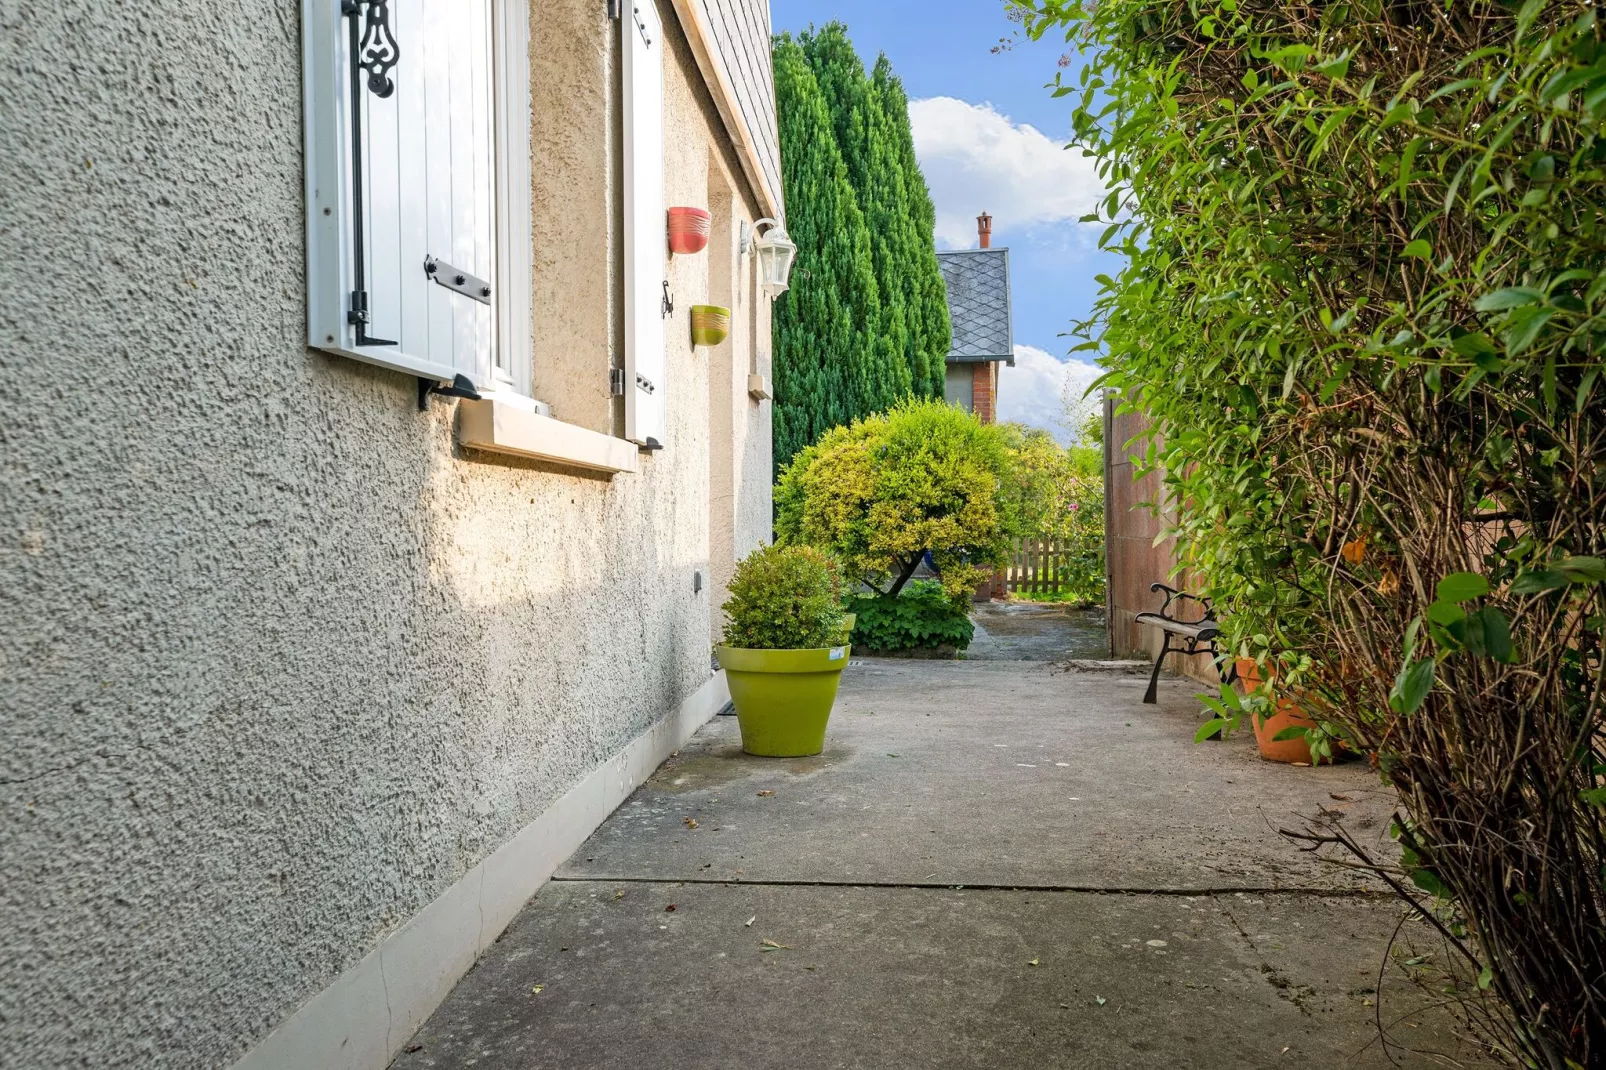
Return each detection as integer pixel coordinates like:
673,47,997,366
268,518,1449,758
771,0,1122,440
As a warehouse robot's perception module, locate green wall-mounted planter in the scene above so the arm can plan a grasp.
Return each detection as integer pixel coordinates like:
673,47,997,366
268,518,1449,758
690,305,730,347
714,645,849,756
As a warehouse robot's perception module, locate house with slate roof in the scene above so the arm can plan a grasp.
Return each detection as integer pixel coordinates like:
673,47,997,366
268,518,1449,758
936,212,1014,424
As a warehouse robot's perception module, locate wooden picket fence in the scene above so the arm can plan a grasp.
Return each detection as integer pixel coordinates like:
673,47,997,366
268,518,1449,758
1004,537,1076,597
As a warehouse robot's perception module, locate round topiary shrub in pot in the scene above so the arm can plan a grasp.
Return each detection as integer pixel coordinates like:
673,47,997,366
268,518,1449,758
715,544,851,757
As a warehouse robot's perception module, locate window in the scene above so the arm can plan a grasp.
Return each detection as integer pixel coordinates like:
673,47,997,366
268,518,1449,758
305,0,667,456
303,0,531,396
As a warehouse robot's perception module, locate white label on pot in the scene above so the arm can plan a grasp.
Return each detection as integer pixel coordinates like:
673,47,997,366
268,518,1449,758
829,647,847,660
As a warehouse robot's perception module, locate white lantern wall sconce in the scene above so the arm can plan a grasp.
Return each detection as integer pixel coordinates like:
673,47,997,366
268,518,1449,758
741,217,798,297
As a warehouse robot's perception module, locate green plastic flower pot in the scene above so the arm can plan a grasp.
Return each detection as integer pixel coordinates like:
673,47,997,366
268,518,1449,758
714,645,849,757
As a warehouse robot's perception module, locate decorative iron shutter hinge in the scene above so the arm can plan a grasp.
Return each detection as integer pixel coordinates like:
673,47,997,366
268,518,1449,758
343,1,400,348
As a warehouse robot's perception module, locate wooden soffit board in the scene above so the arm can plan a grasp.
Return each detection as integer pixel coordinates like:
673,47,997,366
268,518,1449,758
665,0,785,220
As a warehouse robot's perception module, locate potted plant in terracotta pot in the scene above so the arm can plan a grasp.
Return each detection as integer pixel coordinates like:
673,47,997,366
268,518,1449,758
714,544,852,757
1236,658,1327,764
1198,655,1338,764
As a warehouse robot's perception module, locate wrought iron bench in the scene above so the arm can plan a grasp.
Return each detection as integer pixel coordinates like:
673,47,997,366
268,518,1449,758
1134,583,1234,704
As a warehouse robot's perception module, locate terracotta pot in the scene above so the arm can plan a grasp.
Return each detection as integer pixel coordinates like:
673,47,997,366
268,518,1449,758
1235,658,1323,765
689,304,730,347
667,207,712,254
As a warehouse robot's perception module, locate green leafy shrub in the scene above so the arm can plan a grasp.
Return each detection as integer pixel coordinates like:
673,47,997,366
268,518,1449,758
775,398,1021,600
998,423,1105,606
1015,0,1606,1060
720,544,848,650
846,581,975,653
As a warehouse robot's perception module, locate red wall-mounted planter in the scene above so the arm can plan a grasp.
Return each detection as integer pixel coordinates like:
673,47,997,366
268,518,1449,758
667,206,712,254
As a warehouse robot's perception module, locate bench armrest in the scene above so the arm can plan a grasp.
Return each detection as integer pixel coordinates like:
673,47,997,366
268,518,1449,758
1148,582,1216,623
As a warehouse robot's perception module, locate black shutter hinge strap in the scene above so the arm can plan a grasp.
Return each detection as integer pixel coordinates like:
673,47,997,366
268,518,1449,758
343,0,400,348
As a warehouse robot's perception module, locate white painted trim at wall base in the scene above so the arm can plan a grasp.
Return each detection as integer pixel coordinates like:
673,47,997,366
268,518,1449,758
231,671,731,1070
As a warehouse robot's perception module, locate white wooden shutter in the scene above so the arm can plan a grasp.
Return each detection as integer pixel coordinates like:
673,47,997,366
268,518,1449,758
304,0,497,388
493,0,533,397
623,1,666,447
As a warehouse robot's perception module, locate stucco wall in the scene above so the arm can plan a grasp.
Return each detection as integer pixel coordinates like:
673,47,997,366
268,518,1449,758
0,1,772,1065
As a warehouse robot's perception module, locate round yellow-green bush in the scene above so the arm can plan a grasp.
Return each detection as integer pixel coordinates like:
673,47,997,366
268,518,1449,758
774,398,1019,600
720,544,849,650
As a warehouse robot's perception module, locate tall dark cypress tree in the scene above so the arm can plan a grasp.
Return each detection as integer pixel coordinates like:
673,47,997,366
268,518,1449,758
770,25,950,473
798,25,951,404
770,36,882,476
872,54,951,399
799,25,910,411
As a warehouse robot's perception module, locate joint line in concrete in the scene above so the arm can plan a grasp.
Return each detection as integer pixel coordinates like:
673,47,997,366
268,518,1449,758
548,875,1392,898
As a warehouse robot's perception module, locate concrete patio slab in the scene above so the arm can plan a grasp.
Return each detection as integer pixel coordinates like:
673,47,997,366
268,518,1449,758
397,658,1493,1068
393,881,1489,1070
558,661,1397,892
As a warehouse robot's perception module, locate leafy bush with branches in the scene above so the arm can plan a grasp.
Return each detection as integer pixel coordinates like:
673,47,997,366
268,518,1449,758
1000,423,1106,605
775,398,1021,600
720,544,849,650
1016,1,1606,1064
845,580,976,653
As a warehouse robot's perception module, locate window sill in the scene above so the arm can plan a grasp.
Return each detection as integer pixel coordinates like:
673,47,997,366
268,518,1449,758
458,398,639,475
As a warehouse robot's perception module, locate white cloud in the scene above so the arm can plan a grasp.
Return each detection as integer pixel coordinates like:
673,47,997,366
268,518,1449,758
996,345,1103,444
909,97,1106,247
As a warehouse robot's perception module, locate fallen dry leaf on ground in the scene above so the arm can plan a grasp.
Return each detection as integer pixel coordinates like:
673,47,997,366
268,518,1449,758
684,817,699,829
1027,957,1040,966
745,915,756,927
664,904,677,913
756,790,775,797
760,938,792,951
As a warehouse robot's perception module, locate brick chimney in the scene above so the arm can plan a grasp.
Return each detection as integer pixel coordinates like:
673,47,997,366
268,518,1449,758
977,211,992,249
